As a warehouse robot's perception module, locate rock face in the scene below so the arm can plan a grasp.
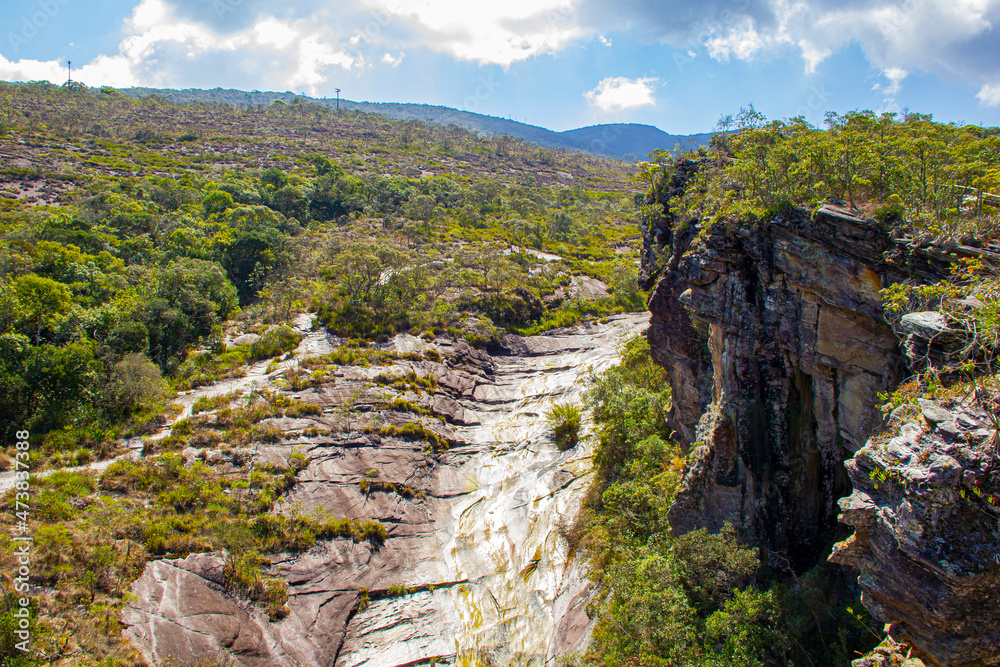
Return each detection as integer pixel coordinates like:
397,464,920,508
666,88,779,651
123,554,299,666
642,166,905,569
831,399,1000,666
851,637,927,667
123,313,649,666
640,160,1000,661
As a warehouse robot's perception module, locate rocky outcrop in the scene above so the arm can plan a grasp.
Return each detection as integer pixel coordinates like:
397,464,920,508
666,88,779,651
123,553,300,666
642,165,907,569
641,160,1000,658
831,398,1000,666
852,637,927,667
123,313,649,666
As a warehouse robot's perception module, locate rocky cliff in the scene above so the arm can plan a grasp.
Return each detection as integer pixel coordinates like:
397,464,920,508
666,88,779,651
831,396,1000,666
641,159,1000,664
642,169,904,570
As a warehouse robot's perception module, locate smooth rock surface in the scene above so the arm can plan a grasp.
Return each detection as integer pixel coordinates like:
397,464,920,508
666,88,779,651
124,313,649,666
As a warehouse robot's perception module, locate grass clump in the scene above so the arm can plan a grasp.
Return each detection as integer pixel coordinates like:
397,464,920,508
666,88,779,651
376,422,448,450
223,550,289,621
359,477,427,500
373,371,438,394
546,403,582,450
248,325,303,362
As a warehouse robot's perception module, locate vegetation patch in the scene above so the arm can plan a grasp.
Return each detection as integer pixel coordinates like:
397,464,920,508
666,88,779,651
374,422,449,450
546,403,583,450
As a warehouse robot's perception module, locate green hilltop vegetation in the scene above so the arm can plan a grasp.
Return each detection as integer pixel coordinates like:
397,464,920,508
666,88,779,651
117,86,713,160
641,105,1000,232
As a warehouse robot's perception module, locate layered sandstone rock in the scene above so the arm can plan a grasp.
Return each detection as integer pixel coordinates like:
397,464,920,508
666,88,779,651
641,160,1000,661
642,179,904,569
831,398,1000,666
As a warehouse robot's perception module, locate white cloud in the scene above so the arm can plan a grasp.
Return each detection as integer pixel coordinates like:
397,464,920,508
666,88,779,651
978,83,1000,106
584,76,658,111
381,52,405,66
74,55,137,88
783,0,998,84
704,19,770,62
0,55,66,84
0,0,356,95
871,66,908,101
289,36,355,93
365,0,586,66
2,0,997,109
577,0,1000,101
254,18,298,50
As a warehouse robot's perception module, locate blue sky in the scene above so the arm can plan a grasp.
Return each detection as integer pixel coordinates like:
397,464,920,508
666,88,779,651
2,0,999,134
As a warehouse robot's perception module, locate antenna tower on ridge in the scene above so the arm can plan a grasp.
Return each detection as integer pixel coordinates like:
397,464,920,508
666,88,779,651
335,88,341,111
67,61,72,83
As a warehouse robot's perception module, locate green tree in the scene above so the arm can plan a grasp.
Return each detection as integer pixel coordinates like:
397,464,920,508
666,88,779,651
221,229,290,305
24,340,101,432
202,189,235,216
108,352,169,416
142,258,238,369
13,274,72,344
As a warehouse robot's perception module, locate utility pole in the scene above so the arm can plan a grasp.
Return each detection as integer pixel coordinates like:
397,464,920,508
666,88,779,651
335,88,341,112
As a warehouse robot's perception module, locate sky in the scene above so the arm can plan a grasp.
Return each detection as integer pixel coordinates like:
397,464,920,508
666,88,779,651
1,0,999,135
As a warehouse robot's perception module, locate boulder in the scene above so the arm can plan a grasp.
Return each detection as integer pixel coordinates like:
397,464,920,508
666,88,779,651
832,399,1000,666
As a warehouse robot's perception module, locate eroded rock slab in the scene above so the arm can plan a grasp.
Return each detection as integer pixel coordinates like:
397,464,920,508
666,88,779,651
123,553,301,667
124,313,650,666
831,400,1000,667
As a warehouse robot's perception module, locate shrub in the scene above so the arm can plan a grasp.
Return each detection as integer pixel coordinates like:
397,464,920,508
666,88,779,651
249,325,302,361
378,422,447,449
546,403,582,450
110,353,170,414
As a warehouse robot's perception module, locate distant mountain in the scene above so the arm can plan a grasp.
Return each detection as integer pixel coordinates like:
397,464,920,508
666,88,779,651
118,87,712,160
559,124,714,160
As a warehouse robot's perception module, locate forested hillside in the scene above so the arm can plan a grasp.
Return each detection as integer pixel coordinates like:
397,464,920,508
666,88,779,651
0,81,650,664
117,87,712,160
0,81,642,451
